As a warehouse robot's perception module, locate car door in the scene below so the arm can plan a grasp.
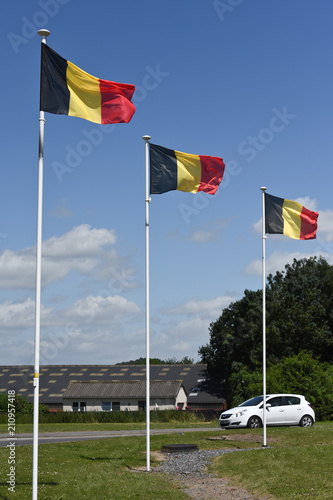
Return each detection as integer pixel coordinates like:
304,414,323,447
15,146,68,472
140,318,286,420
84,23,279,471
283,395,303,424
265,396,286,425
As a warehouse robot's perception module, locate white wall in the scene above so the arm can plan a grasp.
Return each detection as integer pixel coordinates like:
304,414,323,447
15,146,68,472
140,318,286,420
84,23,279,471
63,394,187,412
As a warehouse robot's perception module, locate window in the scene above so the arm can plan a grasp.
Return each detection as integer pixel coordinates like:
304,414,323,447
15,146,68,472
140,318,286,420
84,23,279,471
241,396,264,407
267,397,284,407
285,396,301,405
102,401,111,412
138,400,146,411
72,401,86,412
112,402,120,412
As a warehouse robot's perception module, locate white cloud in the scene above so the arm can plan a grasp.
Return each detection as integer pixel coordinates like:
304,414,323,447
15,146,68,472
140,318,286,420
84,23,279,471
93,250,140,291
167,218,231,244
0,223,144,365
0,293,141,335
146,295,239,362
0,298,51,333
0,292,143,365
38,294,231,365
37,319,146,366
63,295,141,325
151,317,212,362
190,219,231,243
42,224,116,259
244,250,333,277
42,255,98,286
252,219,262,235
0,249,36,289
316,210,333,242
294,196,318,212
165,295,236,319
0,225,121,290
47,198,74,218
0,290,236,365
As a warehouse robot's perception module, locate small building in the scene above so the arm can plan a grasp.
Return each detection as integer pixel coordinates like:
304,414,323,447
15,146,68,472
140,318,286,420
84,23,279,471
62,380,187,412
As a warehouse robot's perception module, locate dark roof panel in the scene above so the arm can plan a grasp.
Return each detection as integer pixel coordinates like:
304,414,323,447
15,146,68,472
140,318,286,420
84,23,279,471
63,380,183,399
0,364,226,406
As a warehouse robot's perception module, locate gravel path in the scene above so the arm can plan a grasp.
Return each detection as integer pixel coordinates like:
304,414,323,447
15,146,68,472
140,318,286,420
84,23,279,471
154,448,272,499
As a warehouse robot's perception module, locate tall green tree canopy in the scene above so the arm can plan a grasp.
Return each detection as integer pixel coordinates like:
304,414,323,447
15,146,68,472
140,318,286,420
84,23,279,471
199,257,333,383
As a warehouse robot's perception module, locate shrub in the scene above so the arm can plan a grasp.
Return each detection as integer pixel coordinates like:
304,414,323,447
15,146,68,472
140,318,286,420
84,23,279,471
228,352,333,420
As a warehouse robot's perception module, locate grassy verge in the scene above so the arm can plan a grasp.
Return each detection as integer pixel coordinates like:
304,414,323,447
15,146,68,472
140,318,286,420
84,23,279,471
0,423,331,499
0,430,248,500
209,423,333,499
0,420,218,434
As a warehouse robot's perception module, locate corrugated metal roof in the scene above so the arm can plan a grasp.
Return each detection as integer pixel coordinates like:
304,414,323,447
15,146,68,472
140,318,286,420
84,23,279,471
0,364,226,406
63,380,183,399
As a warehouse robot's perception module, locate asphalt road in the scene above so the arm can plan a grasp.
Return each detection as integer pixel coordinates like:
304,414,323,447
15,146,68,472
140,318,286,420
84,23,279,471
0,428,217,447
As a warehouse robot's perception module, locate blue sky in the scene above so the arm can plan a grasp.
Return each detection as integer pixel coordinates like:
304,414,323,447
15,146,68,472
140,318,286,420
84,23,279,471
1,0,333,366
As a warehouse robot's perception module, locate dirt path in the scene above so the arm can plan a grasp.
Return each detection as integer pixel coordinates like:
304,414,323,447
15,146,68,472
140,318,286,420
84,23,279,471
154,433,275,499
178,475,271,499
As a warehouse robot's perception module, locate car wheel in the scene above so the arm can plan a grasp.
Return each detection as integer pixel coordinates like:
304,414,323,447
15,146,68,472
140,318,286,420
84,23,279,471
299,415,314,427
247,416,262,428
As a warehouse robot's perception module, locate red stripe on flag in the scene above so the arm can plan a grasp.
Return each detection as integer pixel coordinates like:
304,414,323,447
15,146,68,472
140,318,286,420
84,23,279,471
300,205,318,240
198,156,225,195
99,79,136,124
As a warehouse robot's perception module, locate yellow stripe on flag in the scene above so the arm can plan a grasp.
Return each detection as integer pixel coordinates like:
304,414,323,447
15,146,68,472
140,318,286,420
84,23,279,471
175,151,201,193
66,61,102,124
282,199,302,239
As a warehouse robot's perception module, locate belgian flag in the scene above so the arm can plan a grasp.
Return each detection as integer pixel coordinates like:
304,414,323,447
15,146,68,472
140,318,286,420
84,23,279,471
40,44,135,124
150,143,225,195
265,193,318,240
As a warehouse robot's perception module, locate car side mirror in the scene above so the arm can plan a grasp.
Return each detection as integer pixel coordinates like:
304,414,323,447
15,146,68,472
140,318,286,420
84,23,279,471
266,403,271,408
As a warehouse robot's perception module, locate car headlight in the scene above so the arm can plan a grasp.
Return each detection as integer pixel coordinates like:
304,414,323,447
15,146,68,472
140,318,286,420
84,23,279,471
233,409,247,418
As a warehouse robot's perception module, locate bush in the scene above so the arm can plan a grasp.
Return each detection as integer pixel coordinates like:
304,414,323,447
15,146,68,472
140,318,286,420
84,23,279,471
228,352,333,421
33,409,219,425
266,352,333,421
0,393,49,421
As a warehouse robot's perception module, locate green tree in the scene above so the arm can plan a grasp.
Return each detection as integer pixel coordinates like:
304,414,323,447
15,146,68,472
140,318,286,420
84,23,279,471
199,288,263,381
0,393,49,415
199,257,333,410
117,356,196,365
164,356,195,364
266,257,333,363
116,358,166,365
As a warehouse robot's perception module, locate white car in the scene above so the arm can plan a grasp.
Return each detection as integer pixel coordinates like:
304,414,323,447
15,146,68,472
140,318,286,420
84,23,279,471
219,394,315,429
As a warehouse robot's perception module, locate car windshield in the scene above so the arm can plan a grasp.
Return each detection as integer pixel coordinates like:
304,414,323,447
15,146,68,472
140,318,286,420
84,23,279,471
240,396,264,407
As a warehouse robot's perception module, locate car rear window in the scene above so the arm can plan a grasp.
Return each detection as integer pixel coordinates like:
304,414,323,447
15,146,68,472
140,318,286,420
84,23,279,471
285,396,301,405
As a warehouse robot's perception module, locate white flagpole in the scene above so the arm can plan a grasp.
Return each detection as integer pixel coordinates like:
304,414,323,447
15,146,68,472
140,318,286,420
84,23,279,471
33,28,50,500
143,135,151,471
260,186,267,448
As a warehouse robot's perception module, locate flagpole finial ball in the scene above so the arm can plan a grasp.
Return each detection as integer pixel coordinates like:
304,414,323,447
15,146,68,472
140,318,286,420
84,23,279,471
260,187,267,192
142,135,151,141
38,29,50,37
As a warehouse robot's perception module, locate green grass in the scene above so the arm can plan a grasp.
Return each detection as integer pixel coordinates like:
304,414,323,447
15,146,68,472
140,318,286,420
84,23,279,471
209,423,333,499
0,420,217,434
0,423,332,499
0,430,245,500
0,436,186,499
